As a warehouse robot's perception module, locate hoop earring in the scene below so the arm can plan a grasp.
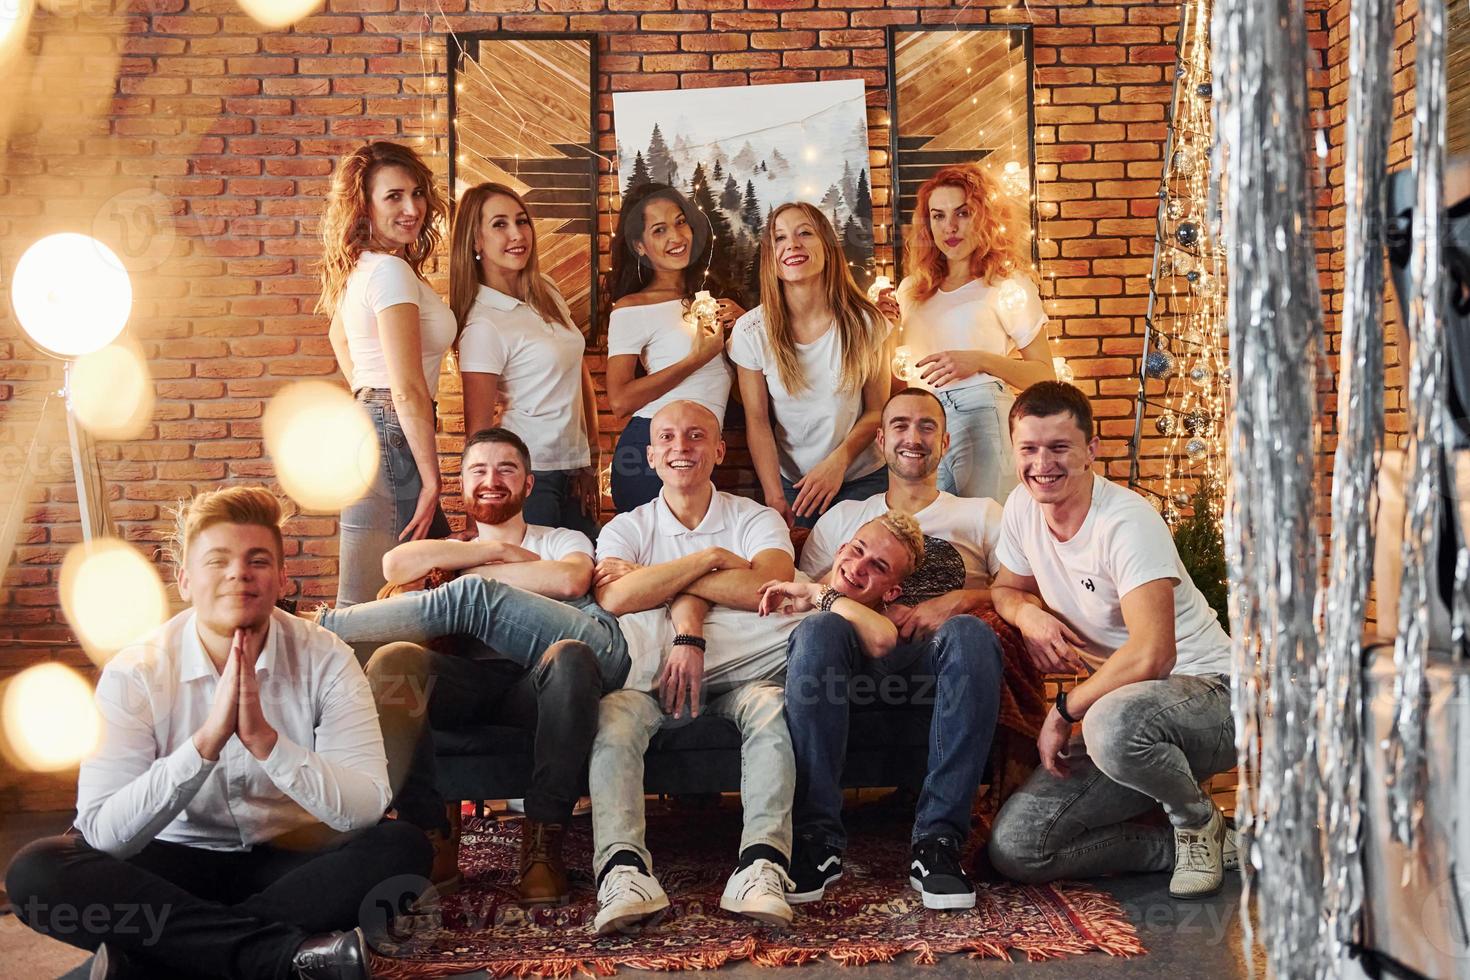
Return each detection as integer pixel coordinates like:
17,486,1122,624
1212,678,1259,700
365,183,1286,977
637,261,646,285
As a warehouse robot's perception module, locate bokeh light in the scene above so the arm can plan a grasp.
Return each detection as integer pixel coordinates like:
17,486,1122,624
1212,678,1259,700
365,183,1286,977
0,0,32,57
262,380,379,512
0,663,101,773
234,0,324,29
60,538,168,663
69,341,154,440
11,233,133,358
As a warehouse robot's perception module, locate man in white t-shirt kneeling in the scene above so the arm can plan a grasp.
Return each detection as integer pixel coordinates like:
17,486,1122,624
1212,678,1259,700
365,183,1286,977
314,428,628,907
986,383,1237,900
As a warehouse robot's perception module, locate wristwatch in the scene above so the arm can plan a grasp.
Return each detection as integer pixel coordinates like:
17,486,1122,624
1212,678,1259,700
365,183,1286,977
1054,690,1080,725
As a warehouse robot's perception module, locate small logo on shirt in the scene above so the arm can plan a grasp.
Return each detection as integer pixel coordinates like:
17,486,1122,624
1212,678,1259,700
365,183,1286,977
1082,578,1096,592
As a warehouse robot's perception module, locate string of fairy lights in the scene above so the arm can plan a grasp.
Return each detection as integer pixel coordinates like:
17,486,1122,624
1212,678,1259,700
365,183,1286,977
1129,0,1228,525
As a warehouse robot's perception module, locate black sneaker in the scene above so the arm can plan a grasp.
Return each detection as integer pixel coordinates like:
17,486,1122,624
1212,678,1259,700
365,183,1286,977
909,835,976,910
785,839,844,904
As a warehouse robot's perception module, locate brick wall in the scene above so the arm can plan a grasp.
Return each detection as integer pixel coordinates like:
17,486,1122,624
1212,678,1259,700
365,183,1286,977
0,0,1346,810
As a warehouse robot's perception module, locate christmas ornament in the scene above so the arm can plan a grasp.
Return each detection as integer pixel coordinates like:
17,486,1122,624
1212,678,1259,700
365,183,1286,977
1189,365,1212,388
1162,505,1181,527
1171,147,1198,177
1196,82,1213,99
1167,198,1187,221
1145,349,1177,380
1185,438,1207,463
1184,409,1210,435
1172,490,1191,508
1156,412,1176,436
1176,221,1200,248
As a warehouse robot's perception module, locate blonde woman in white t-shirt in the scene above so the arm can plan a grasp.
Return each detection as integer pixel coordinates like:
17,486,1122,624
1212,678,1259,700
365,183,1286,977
320,141,456,605
602,182,743,512
730,202,892,529
449,182,601,540
877,163,1055,501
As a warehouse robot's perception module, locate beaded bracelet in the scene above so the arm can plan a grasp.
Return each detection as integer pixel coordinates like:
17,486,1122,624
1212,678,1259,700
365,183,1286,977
672,633,707,651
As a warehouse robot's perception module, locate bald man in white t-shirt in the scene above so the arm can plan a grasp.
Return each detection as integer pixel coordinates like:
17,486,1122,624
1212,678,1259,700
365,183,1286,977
986,383,1236,901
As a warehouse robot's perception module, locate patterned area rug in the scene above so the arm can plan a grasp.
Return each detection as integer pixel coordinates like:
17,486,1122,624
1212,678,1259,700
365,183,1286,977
368,805,1145,978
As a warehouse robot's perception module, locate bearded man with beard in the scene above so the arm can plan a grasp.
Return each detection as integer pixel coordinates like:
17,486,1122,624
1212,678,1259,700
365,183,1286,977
313,427,627,906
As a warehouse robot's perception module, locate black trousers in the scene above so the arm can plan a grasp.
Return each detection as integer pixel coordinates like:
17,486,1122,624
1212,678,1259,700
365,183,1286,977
366,639,603,832
3,819,431,979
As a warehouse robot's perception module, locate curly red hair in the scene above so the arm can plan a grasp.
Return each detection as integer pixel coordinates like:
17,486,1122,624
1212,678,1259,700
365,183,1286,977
902,162,1033,305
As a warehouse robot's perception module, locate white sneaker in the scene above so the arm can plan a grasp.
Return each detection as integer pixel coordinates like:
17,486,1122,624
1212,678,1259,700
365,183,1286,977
593,864,669,936
719,859,795,927
1169,806,1226,900
1223,819,1239,872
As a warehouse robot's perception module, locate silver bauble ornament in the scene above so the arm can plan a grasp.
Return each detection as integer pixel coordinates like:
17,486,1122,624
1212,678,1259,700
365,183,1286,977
1183,409,1210,435
1185,438,1208,463
1162,505,1181,527
1145,349,1177,380
1166,198,1186,221
1155,412,1176,435
1172,490,1190,508
1188,365,1212,388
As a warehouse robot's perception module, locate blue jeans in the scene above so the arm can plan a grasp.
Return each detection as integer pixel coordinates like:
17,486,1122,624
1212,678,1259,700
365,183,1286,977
526,468,600,542
987,673,1235,883
611,415,661,514
337,394,450,607
783,612,1003,850
935,381,1017,501
781,466,890,530
316,574,631,693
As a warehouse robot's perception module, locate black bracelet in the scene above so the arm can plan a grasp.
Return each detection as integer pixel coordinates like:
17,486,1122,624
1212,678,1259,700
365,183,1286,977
818,586,841,612
672,633,706,651
1055,690,1080,725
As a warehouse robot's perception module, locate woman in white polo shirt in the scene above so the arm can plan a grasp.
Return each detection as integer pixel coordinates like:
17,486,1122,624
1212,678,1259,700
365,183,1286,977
320,141,456,606
450,183,601,539
877,163,1055,502
729,202,892,529
602,182,743,512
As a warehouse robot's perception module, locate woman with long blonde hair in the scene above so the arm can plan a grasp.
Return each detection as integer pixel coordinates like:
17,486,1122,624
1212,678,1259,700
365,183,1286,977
877,162,1054,501
320,140,455,605
449,183,601,537
729,202,891,528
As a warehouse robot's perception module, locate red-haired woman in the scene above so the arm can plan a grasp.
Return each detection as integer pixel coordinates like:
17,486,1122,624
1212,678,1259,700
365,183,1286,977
879,163,1054,501
320,141,455,606
450,183,600,539
729,202,891,529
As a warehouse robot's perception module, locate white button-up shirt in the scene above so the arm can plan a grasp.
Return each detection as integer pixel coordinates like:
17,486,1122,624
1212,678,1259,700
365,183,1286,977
75,607,391,857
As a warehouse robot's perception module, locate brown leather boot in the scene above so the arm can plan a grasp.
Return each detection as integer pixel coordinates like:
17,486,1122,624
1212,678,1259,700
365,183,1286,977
517,820,570,906
413,804,463,910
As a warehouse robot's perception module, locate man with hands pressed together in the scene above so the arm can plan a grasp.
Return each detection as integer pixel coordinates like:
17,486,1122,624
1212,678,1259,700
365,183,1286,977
5,487,429,980
586,399,802,936
985,383,1237,900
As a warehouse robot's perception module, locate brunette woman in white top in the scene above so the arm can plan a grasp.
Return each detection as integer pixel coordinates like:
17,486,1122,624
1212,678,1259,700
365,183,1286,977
729,202,892,529
451,182,601,539
877,163,1055,501
603,182,743,512
320,141,456,606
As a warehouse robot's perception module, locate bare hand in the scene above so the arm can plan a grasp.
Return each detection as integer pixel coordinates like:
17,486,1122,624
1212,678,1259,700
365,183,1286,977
658,642,704,718
1037,707,1074,778
1016,604,1087,674
885,603,915,631
234,628,278,760
399,480,442,542
875,287,900,323
571,465,601,520
916,350,985,390
194,645,240,761
593,557,643,590
758,580,820,617
689,311,724,365
790,452,849,519
898,593,971,643
764,493,795,529
702,546,750,572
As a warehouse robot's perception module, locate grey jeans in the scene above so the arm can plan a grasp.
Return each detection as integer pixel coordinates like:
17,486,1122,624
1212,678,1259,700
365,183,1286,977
988,673,1235,883
590,681,794,876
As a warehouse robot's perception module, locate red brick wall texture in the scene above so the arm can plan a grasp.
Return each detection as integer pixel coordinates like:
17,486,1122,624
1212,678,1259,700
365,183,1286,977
0,0,1366,809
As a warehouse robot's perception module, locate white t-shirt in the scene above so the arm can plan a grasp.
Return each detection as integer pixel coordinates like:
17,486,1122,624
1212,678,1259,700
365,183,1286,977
995,474,1231,677
800,490,1003,590
727,306,887,483
475,520,593,562
340,251,457,398
458,283,590,471
597,486,799,694
606,299,732,424
897,272,1046,394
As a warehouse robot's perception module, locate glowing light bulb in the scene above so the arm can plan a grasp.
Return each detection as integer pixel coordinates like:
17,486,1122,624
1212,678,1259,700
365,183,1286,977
1052,356,1074,384
0,664,101,773
263,381,380,512
234,0,323,29
69,342,153,440
11,233,132,358
59,538,168,663
892,345,918,383
867,275,892,304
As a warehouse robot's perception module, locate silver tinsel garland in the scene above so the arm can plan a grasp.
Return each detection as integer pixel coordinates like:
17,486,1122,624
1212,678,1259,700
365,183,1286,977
1213,0,1326,973
1386,0,1449,849
1319,0,1392,954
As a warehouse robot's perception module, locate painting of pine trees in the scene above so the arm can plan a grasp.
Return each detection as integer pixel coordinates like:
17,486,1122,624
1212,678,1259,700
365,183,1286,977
613,79,875,309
